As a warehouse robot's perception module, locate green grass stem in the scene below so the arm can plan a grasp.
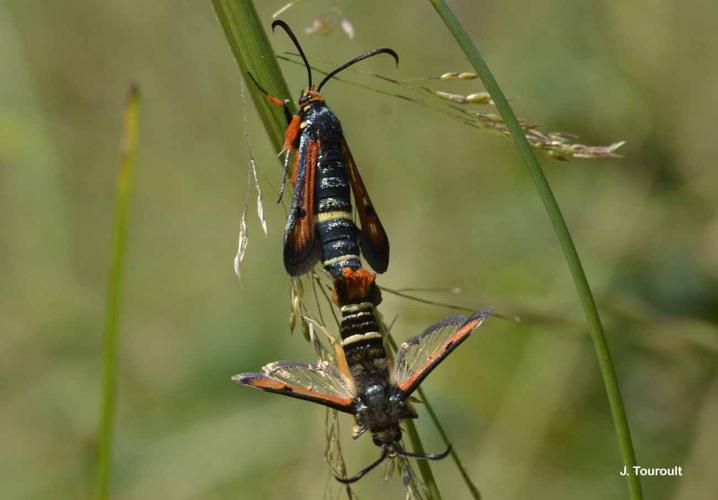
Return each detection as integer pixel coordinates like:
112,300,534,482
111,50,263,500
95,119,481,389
426,2,643,499
95,83,140,500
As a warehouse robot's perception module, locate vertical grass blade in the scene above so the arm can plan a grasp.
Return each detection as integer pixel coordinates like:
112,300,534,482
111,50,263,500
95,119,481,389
95,83,140,500
426,2,643,499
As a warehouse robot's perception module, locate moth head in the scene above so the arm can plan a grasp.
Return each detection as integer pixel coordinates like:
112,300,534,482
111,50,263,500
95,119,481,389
371,426,402,448
298,87,324,107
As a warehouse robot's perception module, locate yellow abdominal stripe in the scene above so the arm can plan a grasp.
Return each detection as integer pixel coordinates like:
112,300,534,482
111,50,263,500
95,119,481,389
316,211,353,222
316,211,358,267
322,254,360,267
341,331,383,346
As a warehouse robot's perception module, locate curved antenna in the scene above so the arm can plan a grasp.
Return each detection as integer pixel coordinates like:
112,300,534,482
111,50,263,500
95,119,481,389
317,48,399,92
334,449,388,484
395,443,452,461
271,20,312,88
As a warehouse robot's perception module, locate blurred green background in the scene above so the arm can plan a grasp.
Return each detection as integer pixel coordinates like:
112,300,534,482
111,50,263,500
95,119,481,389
2,0,717,499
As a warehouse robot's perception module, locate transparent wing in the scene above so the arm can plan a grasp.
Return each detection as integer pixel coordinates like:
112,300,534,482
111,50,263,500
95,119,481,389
233,360,356,413
394,309,492,398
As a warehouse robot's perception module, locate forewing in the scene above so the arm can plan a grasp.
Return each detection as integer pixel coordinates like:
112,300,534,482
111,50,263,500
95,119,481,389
341,139,389,273
283,136,320,275
233,360,356,413
394,309,492,398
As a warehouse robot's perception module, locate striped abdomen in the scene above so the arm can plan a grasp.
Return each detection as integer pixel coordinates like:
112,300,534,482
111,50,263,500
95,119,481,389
340,302,390,390
315,141,361,278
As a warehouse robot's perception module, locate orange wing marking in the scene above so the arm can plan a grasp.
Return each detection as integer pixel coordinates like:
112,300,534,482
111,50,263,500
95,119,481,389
395,309,491,397
233,359,356,413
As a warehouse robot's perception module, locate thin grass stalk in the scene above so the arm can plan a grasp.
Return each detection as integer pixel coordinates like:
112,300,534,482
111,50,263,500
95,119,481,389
209,1,444,496
426,2,643,499
95,83,140,500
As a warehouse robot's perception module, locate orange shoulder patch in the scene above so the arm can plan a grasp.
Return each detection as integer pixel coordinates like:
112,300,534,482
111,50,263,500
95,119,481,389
284,115,301,151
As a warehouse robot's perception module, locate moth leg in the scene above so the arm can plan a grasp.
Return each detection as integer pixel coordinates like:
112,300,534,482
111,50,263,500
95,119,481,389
246,72,292,124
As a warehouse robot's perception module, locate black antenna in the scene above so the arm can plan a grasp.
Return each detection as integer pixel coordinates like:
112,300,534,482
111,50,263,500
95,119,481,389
271,20,313,88
317,48,399,92
334,449,388,484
